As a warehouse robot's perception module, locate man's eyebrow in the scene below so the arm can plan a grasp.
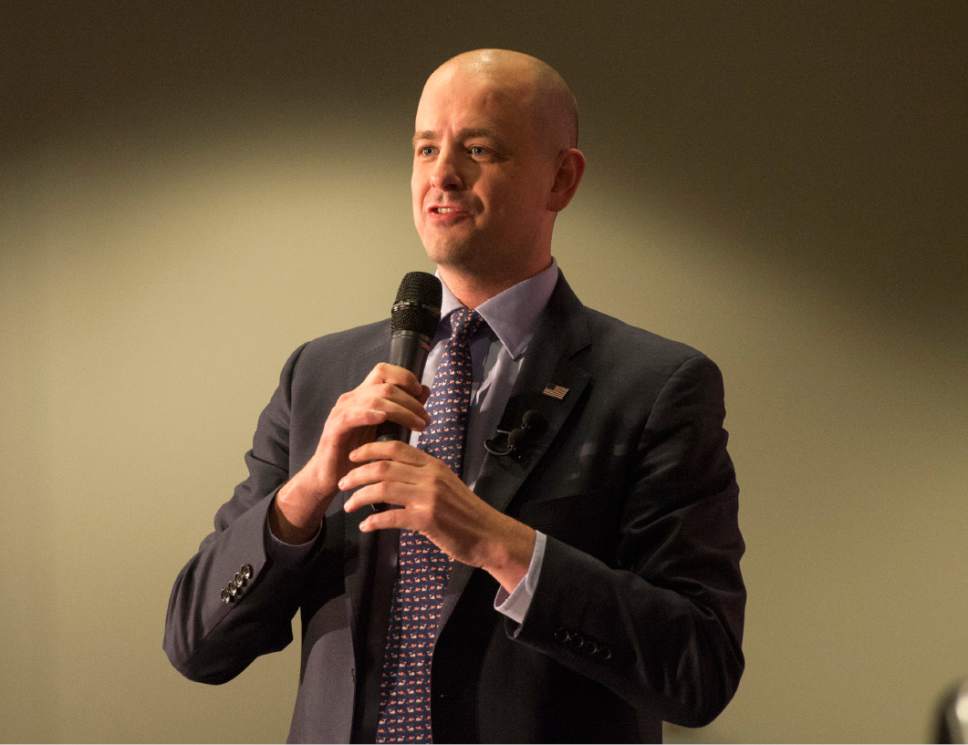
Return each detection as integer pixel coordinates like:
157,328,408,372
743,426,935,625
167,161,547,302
457,128,499,140
411,128,501,144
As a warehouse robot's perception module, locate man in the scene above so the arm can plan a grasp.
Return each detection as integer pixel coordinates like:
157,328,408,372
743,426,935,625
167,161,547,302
164,49,746,743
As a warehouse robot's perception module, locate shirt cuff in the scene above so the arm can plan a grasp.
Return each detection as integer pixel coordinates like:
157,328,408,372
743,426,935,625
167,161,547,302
493,531,547,625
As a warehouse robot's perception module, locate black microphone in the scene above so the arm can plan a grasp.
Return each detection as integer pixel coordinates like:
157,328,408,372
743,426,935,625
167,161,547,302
484,397,547,461
375,271,441,444
370,272,440,513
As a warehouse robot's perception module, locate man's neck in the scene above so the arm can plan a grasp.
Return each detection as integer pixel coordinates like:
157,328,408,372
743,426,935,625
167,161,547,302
437,259,553,309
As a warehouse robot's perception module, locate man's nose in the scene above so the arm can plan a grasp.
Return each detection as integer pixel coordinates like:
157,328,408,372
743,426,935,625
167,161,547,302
430,148,464,191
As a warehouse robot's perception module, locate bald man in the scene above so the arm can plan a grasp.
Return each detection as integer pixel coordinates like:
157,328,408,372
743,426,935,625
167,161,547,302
164,49,746,743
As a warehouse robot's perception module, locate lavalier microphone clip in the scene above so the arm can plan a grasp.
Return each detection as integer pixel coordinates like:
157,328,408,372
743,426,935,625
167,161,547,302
484,409,547,460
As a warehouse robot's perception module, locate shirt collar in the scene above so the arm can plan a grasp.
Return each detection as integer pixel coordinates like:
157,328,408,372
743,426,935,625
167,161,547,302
437,259,560,360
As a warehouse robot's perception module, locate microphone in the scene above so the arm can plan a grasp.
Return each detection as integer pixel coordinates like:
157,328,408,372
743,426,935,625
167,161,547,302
484,399,548,461
370,272,440,514
375,271,441,444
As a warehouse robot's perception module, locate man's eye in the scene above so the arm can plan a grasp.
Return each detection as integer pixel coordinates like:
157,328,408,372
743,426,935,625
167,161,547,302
468,145,489,157
417,145,436,157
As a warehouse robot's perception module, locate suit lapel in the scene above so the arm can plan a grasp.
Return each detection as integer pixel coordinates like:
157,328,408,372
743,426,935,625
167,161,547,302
441,274,592,623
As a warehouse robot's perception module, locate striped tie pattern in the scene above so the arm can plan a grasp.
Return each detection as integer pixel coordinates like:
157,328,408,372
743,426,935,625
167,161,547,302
375,308,484,743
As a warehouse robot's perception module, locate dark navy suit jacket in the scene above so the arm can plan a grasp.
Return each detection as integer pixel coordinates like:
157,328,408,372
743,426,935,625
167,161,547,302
163,274,746,742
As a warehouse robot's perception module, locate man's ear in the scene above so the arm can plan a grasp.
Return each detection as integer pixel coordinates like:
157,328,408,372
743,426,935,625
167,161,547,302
547,148,586,212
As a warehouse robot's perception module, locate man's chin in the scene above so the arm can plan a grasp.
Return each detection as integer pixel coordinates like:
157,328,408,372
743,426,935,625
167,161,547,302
421,238,478,269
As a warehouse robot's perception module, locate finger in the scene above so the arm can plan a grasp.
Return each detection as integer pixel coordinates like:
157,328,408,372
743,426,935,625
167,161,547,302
326,407,387,434
366,395,429,432
349,439,430,466
343,481,414,513
359,508,410,533
351,379,429,427
375,381,430,423
338,459,419,492
359,512,446,557
362,363,425,400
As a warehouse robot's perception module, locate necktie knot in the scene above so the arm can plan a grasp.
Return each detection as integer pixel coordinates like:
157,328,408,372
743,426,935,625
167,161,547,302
449,307,484,341
415,307,483,477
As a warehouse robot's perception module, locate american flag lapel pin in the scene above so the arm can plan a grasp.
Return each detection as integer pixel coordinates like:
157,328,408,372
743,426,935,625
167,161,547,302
542,383,569,400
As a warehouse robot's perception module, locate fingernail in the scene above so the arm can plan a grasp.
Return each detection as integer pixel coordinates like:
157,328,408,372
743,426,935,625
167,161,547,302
359,518,370,532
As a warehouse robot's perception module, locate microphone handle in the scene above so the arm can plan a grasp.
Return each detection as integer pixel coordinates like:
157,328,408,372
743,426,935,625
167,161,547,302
370,330,432,513
375,330,432,443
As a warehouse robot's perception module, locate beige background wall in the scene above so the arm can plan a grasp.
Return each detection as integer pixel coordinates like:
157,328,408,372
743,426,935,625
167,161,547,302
2,3,966,742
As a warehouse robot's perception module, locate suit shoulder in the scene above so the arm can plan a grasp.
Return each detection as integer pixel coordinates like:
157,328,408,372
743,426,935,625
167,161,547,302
581,306,712,371
576,306,728,413
292,319,389,366
269,319,390,410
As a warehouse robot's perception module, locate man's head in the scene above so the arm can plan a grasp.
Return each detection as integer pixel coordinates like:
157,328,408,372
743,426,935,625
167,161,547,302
411,49,585,304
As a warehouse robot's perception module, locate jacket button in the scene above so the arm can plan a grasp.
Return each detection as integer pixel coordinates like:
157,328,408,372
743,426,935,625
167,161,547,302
240,564,253,580
553,628,570,644
220,589,232,604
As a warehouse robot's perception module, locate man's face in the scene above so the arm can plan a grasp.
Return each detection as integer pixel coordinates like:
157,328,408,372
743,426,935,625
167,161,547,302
411,67,556,281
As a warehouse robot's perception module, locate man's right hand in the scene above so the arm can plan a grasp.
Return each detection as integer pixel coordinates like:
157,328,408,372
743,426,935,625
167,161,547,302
269,362,430,544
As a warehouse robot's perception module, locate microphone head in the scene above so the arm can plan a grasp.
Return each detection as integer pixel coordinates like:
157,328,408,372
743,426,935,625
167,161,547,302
391,272,442,336
521,410,547,433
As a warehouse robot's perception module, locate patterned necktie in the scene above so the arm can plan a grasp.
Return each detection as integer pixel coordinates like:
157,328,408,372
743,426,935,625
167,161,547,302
375,308,484,744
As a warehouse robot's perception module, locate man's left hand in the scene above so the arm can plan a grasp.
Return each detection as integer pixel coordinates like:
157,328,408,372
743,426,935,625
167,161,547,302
340,440,536,593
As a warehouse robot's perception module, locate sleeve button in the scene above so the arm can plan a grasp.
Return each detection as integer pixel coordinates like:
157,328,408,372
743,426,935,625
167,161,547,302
240,564,254,580
220,589,232,604
565,635,582,651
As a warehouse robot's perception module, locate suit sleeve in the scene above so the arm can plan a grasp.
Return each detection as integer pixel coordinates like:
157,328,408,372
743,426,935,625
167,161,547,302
162,341,325,684
507,353,746,727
